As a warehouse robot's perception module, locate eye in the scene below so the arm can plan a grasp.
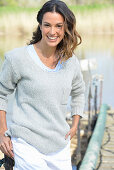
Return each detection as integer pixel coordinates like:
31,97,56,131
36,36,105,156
44,23,50,27
56,25,63,29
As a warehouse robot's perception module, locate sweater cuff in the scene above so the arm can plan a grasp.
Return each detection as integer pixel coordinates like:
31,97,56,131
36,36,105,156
4,129,11,137
71,113,87,119
0,99,7,111
71,107,86,119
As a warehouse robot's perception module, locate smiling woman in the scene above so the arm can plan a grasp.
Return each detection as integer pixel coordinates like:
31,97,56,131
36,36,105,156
32,12,65,67
40,12,65,48
29,0,82,64
0,0,85,170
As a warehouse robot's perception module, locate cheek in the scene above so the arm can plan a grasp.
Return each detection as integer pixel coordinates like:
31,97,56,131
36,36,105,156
60,28,65,37
42,28,49,36
60,31,65,39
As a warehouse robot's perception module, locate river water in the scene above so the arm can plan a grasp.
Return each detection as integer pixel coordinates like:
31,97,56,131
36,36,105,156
0,34,114,110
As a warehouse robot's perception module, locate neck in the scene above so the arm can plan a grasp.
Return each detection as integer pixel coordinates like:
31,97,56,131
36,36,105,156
36,40,57,59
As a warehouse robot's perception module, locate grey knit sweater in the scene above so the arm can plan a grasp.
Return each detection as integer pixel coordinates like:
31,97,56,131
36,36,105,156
0,46,85,154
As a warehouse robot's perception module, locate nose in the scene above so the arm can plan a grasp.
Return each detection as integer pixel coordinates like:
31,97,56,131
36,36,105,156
49,27,56,35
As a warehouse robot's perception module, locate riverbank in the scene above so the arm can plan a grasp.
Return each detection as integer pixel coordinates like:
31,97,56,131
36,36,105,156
0,4,114,35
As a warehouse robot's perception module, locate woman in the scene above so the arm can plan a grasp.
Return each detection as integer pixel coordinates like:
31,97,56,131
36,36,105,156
0,0,85,169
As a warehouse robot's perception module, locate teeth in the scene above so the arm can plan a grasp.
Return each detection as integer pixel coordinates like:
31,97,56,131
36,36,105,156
48,36,57,40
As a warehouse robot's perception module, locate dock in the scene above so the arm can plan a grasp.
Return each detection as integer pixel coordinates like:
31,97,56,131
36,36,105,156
96,109,114,170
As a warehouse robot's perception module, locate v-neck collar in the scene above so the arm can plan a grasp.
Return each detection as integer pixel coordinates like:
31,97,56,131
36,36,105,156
27,44,63,72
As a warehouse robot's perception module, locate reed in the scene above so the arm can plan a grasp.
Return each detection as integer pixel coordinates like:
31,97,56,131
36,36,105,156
76,8,114,35
0,12,37,35
0,5,114,35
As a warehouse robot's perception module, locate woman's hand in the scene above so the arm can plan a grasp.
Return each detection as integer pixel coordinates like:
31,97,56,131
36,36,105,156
65,115,80,140
0,135,14,159
65,127,77,140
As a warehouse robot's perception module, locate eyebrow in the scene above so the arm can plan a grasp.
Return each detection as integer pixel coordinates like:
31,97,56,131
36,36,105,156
43,22,64,25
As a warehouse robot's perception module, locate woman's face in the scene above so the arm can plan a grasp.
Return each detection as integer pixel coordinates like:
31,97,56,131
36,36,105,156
40,12,65,48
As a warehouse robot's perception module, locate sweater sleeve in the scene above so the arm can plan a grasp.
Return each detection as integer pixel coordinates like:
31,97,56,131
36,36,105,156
0,54,19,111
70,57,85,118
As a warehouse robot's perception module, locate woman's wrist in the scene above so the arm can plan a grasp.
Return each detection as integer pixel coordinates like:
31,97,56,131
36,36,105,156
71,115,80,129
71,125,77,131
0,129,7,136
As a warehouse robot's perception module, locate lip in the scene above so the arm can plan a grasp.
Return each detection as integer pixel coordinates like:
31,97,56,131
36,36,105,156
47,36,58,41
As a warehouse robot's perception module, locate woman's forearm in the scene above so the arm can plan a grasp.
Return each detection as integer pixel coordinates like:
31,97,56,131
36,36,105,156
65,115,80,140
71,114,80,130
0,110,14,158
0,110,7,135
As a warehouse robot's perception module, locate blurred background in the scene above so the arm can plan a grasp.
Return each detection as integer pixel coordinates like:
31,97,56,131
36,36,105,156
0,0,114,109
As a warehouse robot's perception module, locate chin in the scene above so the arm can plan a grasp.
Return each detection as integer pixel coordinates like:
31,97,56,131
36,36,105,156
46,42,60,48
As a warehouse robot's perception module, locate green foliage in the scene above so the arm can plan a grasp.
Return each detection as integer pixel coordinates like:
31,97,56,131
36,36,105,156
0,0,44,7
0,3,113,16
69,3,114,14
0,6,40,15
0,0,17,6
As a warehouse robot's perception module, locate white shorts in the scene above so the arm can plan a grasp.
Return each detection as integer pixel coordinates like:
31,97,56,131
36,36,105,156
12,137,72,170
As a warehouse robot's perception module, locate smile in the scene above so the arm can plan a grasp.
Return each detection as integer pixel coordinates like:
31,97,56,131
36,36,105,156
47,36,58,40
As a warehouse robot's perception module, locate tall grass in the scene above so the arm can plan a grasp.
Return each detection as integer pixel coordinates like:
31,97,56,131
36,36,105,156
0,4,114,35
0,6,39,15
76,8,114,34
0,12,37,35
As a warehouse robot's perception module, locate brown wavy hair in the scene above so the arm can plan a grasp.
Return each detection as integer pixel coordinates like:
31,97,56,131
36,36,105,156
29,0,82,62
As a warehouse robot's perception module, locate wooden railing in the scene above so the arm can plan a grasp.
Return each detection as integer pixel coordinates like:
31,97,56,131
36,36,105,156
79,104,109,170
